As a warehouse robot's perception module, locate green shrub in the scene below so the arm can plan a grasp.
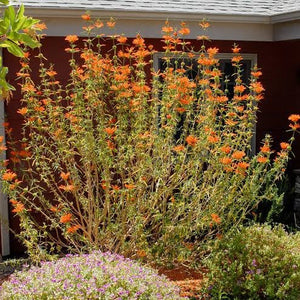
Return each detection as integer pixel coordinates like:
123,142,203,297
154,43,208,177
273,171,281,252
3,16,296,265
0,251,186,299
202,224,300,299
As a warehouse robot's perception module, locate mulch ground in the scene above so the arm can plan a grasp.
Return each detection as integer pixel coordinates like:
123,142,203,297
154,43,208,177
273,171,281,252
159,266,206,299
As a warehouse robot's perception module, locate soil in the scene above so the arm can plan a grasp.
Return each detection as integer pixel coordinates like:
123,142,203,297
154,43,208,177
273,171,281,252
158,266,206,299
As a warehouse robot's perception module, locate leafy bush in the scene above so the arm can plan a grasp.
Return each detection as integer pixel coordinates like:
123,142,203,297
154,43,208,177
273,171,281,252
202,224,300,299
0,251,186,299
2,16,298,264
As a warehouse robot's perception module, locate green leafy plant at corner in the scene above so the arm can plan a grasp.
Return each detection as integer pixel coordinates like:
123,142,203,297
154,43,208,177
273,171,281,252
0,0,41,99
201,224,300,299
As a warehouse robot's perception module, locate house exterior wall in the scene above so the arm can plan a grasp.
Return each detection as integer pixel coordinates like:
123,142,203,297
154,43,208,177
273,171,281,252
2,37,300,255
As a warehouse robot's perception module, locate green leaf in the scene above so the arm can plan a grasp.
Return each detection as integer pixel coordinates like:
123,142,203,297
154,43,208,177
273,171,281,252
22,17,39,30
0,0,9,5
0,20,8,33
18,33,40,48
4,5,15,25
0,39,24,57
16,4,24,21
13,4,25,31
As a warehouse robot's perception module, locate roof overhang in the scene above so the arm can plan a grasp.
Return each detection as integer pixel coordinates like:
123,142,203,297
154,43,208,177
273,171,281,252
21,7,300,41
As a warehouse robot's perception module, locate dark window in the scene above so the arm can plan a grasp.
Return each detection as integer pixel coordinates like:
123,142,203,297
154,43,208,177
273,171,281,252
157,56,252,99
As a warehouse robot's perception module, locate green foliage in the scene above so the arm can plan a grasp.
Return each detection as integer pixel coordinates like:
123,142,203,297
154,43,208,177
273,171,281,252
202,224,300,299
0,1,40,98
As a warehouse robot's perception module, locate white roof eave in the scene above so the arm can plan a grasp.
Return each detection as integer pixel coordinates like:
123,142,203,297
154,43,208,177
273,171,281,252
24,7,274,24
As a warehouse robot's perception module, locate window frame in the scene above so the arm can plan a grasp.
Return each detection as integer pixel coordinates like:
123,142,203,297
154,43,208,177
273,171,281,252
152,52,258,153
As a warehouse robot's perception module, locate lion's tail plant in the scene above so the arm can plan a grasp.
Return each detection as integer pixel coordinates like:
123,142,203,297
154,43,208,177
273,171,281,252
1,16,298,265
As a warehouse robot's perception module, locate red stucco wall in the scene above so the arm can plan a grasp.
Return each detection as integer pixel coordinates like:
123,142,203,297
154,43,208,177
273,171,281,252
3,37,300,255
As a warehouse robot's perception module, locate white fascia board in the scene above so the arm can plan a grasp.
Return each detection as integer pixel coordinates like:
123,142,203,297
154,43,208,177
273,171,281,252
271,11,300,24
36,14,274,41
25,7,272,24
274,20,300,41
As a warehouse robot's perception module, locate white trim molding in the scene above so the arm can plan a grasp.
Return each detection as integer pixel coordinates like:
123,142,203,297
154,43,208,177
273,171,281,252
0,81,10,256
22,7,300,41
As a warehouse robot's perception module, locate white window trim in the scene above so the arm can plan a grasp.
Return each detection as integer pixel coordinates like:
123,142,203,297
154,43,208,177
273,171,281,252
0,48,10,257
153,52,258,153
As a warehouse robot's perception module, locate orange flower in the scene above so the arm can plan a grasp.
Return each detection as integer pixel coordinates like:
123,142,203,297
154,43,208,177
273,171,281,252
107,20,116,28
199,20,210,29
65,35,79,43
197,57,217,66
173,145,185,152
107,140,115,150
250,82,264,94
94,20,104,28
9,199,18,205
17,107,28,115
207,47,219,57
60,172,70,180
231,56,243,63
199,79,209,86
175,107,186,113
197,35,209,41
225,119,238,126
117,36,127,44
186,135,198,147
257,156,268,163
67,224,81,233
220,157,232,165
288,114,300,123
208,135,219,143
112,185,120,191
221,146,231,154
60,213,72,224
46,70,57,77
232,45,241,53
234,85,246,93
211,213,221,224
232,151,246,160
137,250,147,258
12,202,25,213
18,150,31,158
251,71,262,78
81,14,91,21
50,205,61,213
34,22,47,30
260,144,271,153
178,27,190,35
2,171,17,181
162,26,173,33
133,35,145,47
237,162,249,169
104,127,116,135
289,123,300,130
125,183,136,190
59,184,75,192
280,142,289,150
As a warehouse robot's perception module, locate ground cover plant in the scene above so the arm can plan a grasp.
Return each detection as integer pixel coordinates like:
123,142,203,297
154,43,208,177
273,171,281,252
201,224,300,299
0,250,186,299
2,16,299,267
